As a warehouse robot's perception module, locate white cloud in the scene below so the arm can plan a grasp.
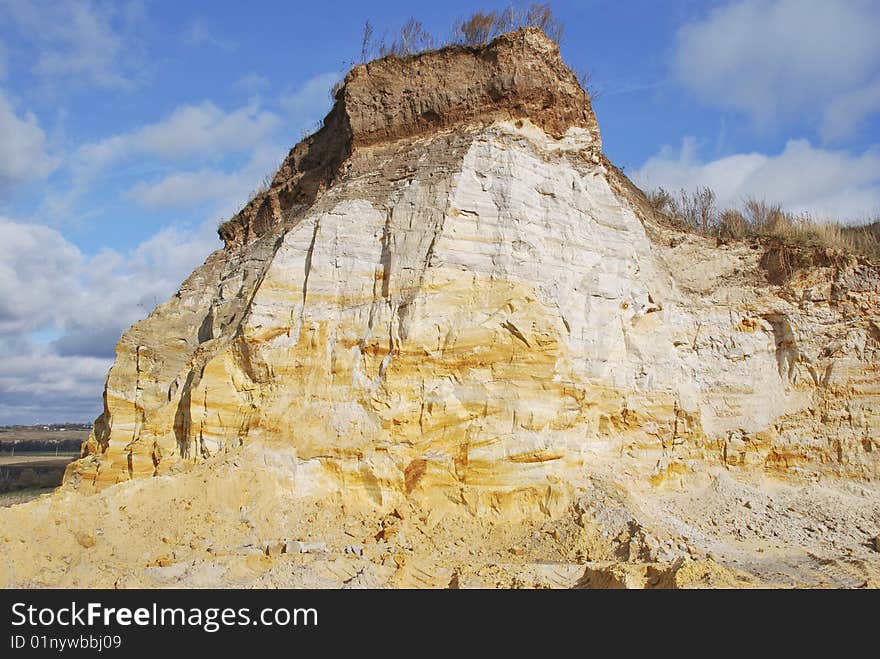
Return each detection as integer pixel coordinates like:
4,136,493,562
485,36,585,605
75,70,341,185
34,100,280,225
78,101,281,171
633,138,880,222
822,79,880,143
125,144,285,212
0,90,57,196
0,219,81,335
0,215,220,423
0,0,143,89
127,170,244,209
280,72,340,117
0,216,219,337
0,351,113,423
86,71,344,212
673,0,880,138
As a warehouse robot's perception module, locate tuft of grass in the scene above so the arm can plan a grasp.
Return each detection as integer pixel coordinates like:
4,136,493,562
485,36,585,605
377,18,435,58
647,187,880,262
450,3,563,47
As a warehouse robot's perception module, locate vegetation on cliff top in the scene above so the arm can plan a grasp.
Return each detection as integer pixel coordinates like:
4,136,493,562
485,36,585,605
647,186,880,263
359,4,564,61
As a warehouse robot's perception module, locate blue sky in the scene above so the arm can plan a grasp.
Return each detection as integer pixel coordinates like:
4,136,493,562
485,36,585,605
1,0,878,423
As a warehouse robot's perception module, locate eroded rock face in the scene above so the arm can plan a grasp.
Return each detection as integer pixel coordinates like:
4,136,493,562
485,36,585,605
70,123,880,497
1,29,878,588
218,28,599,249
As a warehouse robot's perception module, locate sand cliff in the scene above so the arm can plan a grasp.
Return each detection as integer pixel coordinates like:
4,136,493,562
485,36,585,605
1,29,877,588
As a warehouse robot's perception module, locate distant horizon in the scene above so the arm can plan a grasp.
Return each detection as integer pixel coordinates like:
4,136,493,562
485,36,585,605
1,0,878,424
0,422,93,428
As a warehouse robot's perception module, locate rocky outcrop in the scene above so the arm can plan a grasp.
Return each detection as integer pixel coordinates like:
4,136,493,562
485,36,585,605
0,29,877,588
218,29,599,249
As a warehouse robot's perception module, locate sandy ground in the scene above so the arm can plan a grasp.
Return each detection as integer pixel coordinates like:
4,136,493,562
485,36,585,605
0,442,876,589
